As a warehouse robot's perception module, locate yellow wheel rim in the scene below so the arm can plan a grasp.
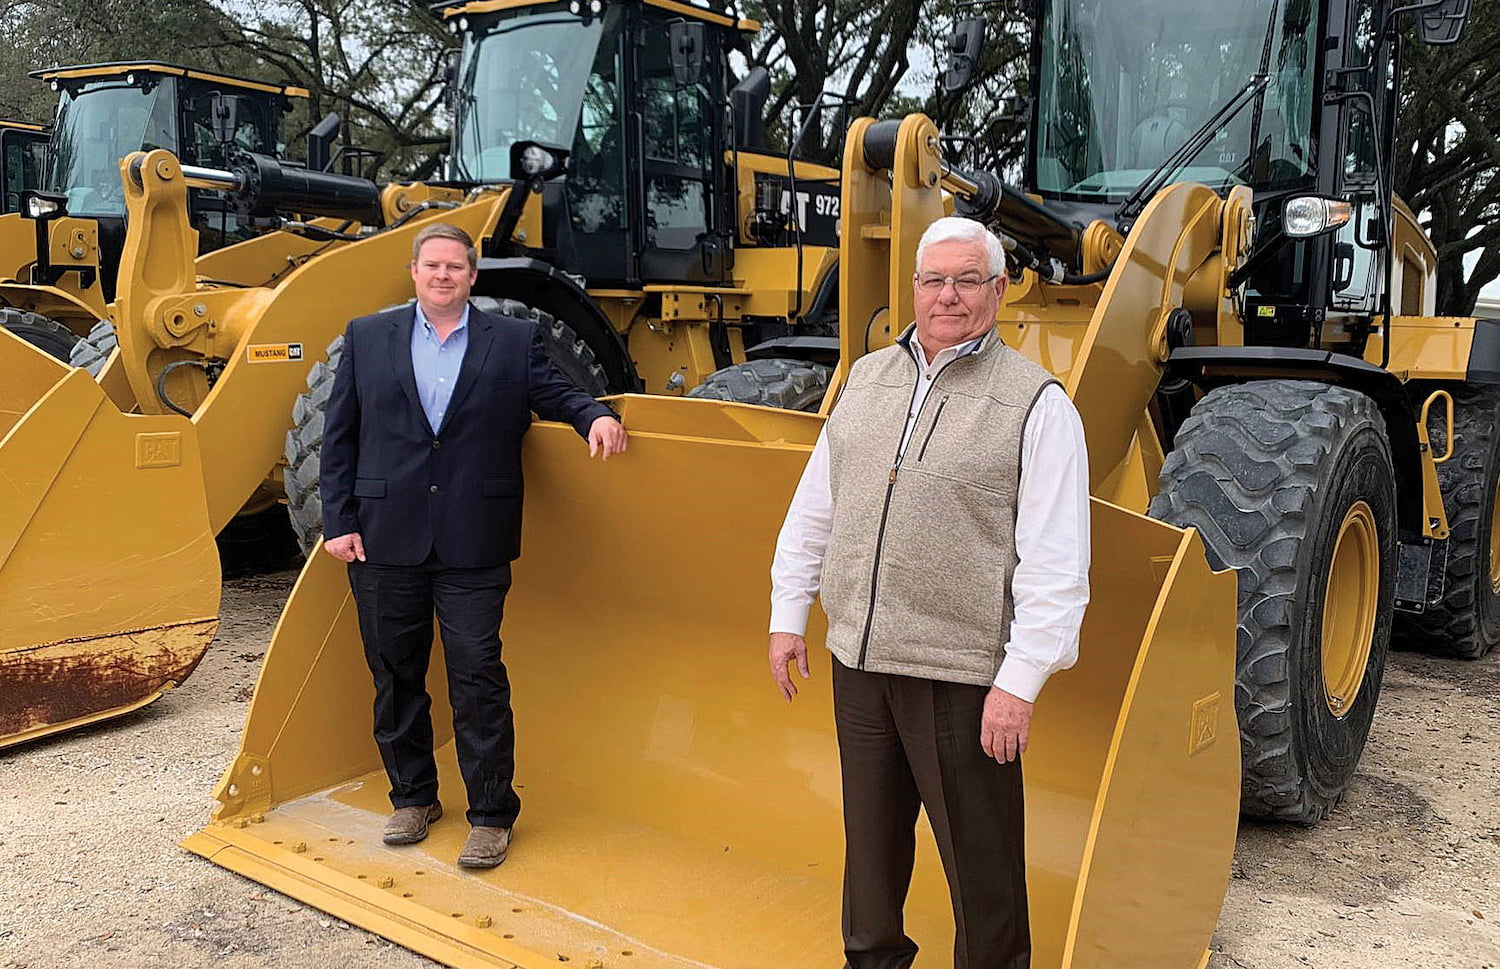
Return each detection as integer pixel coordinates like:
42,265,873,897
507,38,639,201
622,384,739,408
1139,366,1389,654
1322,501,1379,719
1489,474,1500,594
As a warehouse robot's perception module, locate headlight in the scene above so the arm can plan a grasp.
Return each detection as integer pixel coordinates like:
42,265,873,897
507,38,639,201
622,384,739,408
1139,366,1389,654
520,145,556,176
1284,196,1353,238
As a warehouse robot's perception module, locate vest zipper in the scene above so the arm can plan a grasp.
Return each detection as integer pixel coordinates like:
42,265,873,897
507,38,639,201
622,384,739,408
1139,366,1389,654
855,352,966,669
915,396,949,463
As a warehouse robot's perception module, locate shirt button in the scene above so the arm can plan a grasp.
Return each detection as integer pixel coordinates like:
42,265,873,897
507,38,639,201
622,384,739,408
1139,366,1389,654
925,374,933,380
429,485,439,494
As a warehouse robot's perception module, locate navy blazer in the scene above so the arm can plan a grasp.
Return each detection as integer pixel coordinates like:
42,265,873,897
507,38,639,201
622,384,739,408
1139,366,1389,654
320,302,616,567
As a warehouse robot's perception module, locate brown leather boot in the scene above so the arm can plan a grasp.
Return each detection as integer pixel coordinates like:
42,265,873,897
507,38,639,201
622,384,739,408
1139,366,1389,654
457,825,511,869
383,802,442,845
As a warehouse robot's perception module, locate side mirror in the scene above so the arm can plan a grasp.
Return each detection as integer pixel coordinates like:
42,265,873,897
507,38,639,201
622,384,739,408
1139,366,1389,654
307,112,341,173
730,67,771,148
1415,0,1470,45
668,21,707,87
442,49,463,110
943,17,986,93
210,95,240,145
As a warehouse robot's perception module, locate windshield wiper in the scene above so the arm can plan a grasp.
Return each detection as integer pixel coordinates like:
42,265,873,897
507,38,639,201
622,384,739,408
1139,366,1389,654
449,42,488,184
1113,71,1271,226
451,89,483,183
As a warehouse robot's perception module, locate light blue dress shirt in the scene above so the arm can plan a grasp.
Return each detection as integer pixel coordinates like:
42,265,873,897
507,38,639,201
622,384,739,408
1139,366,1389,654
411,302,470,433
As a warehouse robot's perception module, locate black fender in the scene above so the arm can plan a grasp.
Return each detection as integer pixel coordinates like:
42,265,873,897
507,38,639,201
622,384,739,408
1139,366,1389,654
803,261,839,333
475,257,641,393
1167,346,1427,539
1467,318,1500,384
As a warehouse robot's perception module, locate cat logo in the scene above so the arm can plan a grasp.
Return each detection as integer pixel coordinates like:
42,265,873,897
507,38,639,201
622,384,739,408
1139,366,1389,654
246,342,305,363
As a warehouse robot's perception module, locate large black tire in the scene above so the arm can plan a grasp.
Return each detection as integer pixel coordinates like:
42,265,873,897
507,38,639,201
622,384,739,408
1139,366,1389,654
686,358,832,411
1393,385,1500,659
282,299,608,554
471,295,609,398
284,334,344,556
1,307,80,361
68,319,118,376
1148,380,1397,824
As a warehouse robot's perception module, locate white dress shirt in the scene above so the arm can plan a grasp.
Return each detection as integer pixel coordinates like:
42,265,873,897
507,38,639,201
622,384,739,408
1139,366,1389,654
769,330,1090,702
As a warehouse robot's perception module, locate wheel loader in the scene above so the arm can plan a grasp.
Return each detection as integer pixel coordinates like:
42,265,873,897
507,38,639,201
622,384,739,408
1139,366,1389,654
170,82,1246,969
0,62,313,365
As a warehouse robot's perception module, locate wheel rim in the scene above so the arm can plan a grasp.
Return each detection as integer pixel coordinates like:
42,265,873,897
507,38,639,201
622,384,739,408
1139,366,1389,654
1321,500,1379,718
1489,473,1500,595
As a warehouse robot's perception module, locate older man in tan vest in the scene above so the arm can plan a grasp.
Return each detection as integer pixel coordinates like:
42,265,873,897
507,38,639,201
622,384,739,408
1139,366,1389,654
769,217,1091,969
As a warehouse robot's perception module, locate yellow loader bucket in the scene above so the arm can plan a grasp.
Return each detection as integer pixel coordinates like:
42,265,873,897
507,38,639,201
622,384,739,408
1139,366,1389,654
185,395,1239,969
0,327,219,747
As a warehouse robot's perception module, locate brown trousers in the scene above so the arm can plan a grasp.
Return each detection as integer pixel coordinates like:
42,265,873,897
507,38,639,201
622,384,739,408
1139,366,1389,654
832,658,1030,969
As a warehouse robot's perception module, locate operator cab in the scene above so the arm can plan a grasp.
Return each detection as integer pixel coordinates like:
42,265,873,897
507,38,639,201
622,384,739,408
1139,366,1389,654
1023,0,1464,350
0,120,49,215
442,0,754,287
30,62,307,297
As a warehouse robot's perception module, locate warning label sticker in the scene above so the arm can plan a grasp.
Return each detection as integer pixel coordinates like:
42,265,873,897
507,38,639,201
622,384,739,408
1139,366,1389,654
246,342,304,363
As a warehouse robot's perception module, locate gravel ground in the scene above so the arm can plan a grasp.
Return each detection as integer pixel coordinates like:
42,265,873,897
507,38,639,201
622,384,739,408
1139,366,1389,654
1,570,1496,969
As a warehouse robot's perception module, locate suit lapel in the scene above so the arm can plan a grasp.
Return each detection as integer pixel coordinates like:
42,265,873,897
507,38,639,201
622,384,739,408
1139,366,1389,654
389,306,424,426
439,305,495,434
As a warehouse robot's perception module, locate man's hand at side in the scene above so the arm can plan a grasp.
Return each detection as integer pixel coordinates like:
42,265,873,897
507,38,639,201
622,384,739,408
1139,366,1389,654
325,532,366,563
769,632,810,702
587,417,628,460
980,687,1033,764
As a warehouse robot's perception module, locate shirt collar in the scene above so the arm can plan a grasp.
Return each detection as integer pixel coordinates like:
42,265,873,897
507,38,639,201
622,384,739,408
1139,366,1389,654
904,325,994,369
414,300,471,336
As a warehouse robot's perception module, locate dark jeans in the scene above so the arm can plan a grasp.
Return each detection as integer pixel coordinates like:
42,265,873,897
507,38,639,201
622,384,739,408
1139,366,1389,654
347,553,520,827
832,658,1030,969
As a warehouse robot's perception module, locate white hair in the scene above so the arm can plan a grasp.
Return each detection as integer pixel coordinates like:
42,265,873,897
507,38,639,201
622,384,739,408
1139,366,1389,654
915,217,1005,278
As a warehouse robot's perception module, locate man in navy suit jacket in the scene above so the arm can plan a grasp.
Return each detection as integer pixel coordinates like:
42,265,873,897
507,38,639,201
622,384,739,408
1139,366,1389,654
320,222,626,869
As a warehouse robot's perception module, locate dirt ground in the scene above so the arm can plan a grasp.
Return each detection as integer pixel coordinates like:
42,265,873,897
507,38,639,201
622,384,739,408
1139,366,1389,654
1,570,1496,969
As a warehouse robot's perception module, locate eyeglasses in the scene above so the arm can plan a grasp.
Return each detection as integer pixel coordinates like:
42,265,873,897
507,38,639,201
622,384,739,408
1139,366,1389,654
915,273,999,295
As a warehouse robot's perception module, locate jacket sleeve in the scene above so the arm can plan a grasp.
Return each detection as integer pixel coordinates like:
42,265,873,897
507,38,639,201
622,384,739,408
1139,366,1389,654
525,324,616,437
319,320,362,539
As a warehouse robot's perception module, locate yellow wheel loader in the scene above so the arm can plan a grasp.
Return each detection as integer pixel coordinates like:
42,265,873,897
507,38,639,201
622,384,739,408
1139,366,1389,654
172,105,1245,969
0,0,876,745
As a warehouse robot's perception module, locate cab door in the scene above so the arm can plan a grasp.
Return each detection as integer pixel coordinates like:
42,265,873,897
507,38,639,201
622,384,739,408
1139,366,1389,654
631,10,726,283
1329,0,1395,315
0,128,48,214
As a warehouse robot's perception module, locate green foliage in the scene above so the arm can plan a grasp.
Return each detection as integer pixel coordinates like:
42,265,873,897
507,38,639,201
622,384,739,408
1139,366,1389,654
1395,0,1500,315
0,0,256,122
740,0,927,162
221,0,454,176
